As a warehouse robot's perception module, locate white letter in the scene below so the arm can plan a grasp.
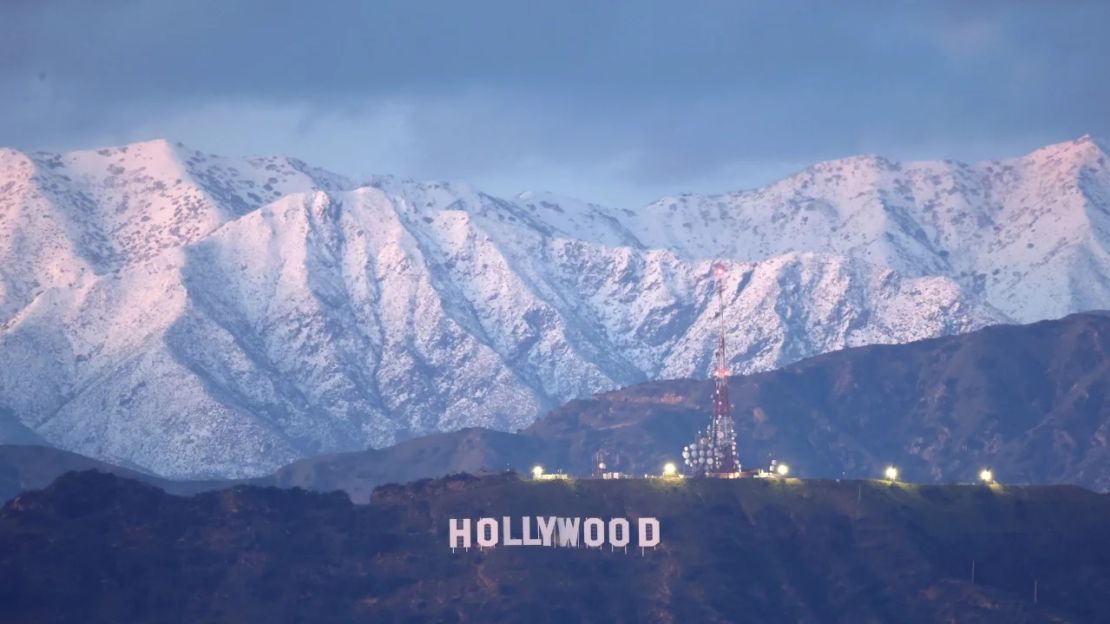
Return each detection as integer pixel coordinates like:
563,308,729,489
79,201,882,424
477,517,498,547
608,518,630,548
583,518,605,548
537,517,557,546
638,517,660,548
522,516,542,546
502,516,523,546
557,517,580,547
449,518,470,550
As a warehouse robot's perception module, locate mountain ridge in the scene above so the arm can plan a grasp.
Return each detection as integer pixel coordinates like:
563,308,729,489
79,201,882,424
1,136,1107,477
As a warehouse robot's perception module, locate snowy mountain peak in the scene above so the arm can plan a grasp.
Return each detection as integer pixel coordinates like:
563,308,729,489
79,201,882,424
1018,134,1108,169
1,136,1108,478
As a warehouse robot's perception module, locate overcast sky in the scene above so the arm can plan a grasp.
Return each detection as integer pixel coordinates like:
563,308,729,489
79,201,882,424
2,1,1108,205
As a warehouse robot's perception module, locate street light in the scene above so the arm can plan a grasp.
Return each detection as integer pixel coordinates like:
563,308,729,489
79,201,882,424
532,465,544,479
979,468,993,484
662,462,677,477
884,465,899,481
775,462,790,477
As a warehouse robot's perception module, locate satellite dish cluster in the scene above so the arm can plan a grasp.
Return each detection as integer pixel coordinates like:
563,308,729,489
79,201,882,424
682,431,722,473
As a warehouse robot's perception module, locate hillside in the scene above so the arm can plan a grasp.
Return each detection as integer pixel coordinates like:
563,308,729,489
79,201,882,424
1,471,1108,623
0,445,223,502
268,312,1110,498
2,137,1107,478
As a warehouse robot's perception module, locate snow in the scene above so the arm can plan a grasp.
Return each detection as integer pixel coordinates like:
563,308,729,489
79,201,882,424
0,136,1106,478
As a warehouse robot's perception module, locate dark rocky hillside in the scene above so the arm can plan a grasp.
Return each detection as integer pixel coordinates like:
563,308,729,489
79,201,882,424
530,311,1110,487
1,471,1109,623
0,445,223,502
270,312,1110,498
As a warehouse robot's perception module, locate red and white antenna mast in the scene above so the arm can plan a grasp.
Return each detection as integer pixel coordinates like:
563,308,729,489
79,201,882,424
683,262,741,477
708,262,739,475
712,263,729,381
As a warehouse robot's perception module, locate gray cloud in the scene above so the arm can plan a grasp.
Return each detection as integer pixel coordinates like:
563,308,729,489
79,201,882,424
2,1,1108,205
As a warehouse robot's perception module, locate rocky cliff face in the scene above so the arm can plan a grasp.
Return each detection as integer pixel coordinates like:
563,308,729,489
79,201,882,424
0,137,1107,477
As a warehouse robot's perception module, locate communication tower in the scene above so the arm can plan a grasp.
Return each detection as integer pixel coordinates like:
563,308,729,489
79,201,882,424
682,262,740,478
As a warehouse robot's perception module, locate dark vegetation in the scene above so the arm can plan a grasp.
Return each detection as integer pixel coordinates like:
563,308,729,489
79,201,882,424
1,471,1108,623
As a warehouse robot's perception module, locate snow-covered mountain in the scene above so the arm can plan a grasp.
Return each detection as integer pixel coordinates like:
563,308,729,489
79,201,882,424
0,136,1106,478
625,135,1110,322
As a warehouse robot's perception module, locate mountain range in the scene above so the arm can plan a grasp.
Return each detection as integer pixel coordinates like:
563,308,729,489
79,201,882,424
1,136,1108,478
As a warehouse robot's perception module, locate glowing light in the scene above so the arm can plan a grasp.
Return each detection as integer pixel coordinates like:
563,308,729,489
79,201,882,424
884,465,899,481
713,263,727,277
531,465,544,479
979,468,993,483
663,462,677,477
776,463,790,476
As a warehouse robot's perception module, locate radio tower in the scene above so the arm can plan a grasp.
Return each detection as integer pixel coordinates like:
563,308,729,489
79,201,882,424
683,262,740,477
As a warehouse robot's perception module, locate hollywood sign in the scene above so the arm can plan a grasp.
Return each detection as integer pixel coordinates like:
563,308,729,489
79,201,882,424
449,516,660,553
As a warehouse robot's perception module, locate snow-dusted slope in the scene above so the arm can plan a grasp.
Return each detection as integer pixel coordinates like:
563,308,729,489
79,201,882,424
1,136,1106,478
626,135,1110,321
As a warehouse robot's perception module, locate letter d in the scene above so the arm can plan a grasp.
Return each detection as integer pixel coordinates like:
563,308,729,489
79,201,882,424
638,517,660,548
